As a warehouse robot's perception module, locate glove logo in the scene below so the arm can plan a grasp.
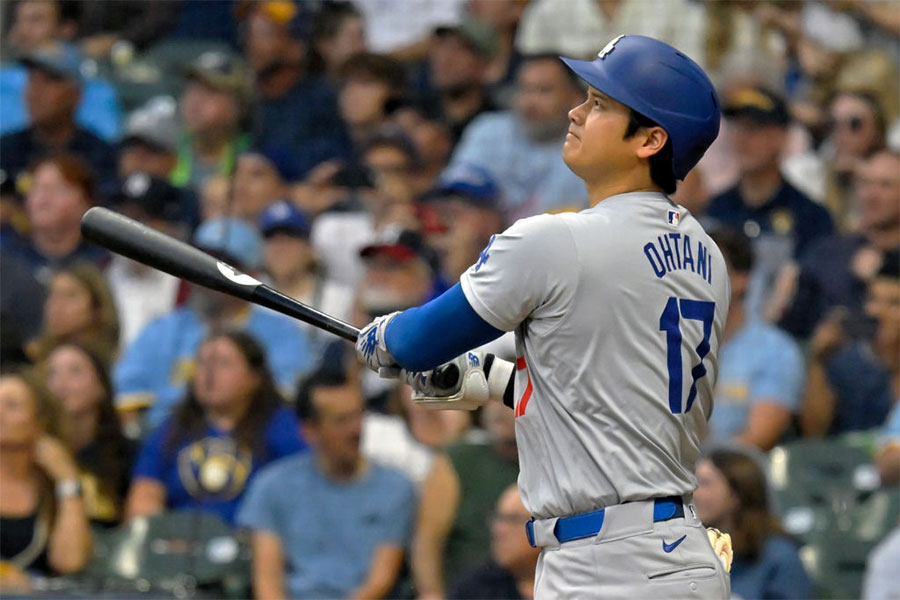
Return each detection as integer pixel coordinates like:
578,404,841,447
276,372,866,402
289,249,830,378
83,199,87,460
662,535,687,553
467,352,480,367
362,327,378,358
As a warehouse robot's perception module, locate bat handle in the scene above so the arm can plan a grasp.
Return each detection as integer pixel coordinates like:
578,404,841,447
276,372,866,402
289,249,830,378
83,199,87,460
432,363,460,389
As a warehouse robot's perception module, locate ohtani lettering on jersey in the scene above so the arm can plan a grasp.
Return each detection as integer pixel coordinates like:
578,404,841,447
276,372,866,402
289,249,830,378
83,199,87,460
643,233,712,284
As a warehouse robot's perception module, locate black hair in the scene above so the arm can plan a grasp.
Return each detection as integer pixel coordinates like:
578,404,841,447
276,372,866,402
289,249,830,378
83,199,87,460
165,329,284,459
709,228,754,273
518,53,583,91
876,249,899,280
307,1,363,75
623,109,677,195
362,128,423,170
295,364,351,423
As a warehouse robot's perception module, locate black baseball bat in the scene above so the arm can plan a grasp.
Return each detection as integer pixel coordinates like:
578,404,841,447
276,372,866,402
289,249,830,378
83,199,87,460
80,207,461,387
81,206,360,342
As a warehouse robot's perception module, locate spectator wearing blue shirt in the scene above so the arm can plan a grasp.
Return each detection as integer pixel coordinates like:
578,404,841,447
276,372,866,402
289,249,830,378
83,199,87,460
695,448,812,600
707,229,804,451
125,330,306,525
449,54,588,222
244,2,351,178
0,43,117,196
238,366,416,600
706,87,834,319
803,252,899,437
114,218,313,427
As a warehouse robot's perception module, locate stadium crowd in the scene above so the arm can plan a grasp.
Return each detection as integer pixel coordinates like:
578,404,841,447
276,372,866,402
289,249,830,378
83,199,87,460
0,1,898,598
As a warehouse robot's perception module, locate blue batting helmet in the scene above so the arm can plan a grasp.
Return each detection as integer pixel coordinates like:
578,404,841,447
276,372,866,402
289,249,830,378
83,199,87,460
560,35,721,180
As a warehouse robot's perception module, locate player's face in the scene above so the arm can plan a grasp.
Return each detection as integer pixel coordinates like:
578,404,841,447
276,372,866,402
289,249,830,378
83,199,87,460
693,459,738,527
562,88,644,183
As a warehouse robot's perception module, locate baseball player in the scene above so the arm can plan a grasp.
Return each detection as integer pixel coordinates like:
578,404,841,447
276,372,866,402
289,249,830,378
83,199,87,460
357,35,732,598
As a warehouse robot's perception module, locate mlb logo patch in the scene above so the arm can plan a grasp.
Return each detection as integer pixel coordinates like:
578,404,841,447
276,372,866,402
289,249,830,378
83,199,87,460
667,210,680,226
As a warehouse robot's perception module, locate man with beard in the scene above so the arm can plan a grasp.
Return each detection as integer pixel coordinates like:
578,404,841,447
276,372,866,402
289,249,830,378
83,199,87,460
449,53,588,221
114,217,314,428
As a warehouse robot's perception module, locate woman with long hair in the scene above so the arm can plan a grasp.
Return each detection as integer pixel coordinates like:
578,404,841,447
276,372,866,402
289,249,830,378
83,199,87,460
44,342,133,526
694,448,812,600
125,330,306,524
0,370,92,589
27,264,119,365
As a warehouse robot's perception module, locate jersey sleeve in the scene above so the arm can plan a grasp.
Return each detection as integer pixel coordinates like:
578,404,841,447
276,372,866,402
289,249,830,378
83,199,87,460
460,214,579,332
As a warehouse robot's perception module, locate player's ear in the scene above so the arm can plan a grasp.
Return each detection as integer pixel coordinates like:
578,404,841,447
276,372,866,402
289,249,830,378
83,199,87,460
636,126,668,159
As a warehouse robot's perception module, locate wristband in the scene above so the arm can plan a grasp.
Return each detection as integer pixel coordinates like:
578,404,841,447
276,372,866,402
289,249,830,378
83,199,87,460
55,478,82,499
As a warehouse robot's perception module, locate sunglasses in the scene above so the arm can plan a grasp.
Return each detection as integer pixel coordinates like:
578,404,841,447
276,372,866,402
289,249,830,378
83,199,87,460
827,115,865,133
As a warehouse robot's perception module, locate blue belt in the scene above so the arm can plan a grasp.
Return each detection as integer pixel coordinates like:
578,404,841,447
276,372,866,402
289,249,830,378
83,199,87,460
525,496,685,548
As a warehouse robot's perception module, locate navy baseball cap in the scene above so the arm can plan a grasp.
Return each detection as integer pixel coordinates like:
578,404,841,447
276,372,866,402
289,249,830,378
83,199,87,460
111,173,186,224
241,144,303,183
20,42,84,86
259,200,311,238
426,163,501,209
722,86,790,127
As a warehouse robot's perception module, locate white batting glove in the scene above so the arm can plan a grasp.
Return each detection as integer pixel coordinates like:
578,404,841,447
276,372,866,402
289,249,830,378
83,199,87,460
356,312,401,374
406,352,515,411
706,527,733,572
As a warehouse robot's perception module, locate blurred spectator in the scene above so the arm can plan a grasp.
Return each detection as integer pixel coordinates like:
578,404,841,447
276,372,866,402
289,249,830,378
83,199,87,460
336,52,406,149
780,149,900,339
27,264,119,366
449,483,539,600
706,86,834,319
0,45,116,193
199,174,231,222
45,343,133,526
0,371,92,584
694,448,812,600
69,1,179,56
310,132,423,289
515,0,704,63
435,402,519,591
245,0,351,178
0,1,123,142
238,365,416,599
260,200,354,352
105,174,194,346
117,96,179,181
358,228,440,318
416,18,498,143
876,404,900,487
353,0,464,58
232,145,300,223
126,330,306,525
706,229,804,452
822,91,888,230
0,252,45,367
450,54,588,221
114,218,313,427
308,1,367,82
390,105,454,191
802,252,899,437
171,50,252,192
468,0,526,108
419,163,505,283
1,154,108,279
862,526,900,600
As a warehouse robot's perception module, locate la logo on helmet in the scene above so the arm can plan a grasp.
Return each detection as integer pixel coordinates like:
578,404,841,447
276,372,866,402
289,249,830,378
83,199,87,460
598,34,625,59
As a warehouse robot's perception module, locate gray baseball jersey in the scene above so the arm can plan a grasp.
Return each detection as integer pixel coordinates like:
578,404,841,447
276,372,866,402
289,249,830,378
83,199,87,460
460,191,730,519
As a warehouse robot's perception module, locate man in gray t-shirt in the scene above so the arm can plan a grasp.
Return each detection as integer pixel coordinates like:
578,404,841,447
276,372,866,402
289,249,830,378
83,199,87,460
357,35,732,598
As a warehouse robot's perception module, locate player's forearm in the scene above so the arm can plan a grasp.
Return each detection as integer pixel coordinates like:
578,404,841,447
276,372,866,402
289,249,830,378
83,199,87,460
385,284,503,371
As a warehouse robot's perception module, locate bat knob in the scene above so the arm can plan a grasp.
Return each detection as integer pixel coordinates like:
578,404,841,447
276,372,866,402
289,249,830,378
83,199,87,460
432,363,460,390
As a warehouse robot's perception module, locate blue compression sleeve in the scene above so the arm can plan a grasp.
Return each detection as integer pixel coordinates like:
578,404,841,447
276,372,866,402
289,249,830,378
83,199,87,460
384,283,504,371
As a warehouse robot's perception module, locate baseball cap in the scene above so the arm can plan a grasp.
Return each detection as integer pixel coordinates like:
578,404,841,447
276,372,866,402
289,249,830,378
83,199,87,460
360,227,438,271
259,200,311,238
20,42,84,86
722,87,790,127
111,173,186,224
184,51,252,102
120,97,178,153
426,163,501,209
241,144,303,183
435,18,497,59
193,217,263,269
